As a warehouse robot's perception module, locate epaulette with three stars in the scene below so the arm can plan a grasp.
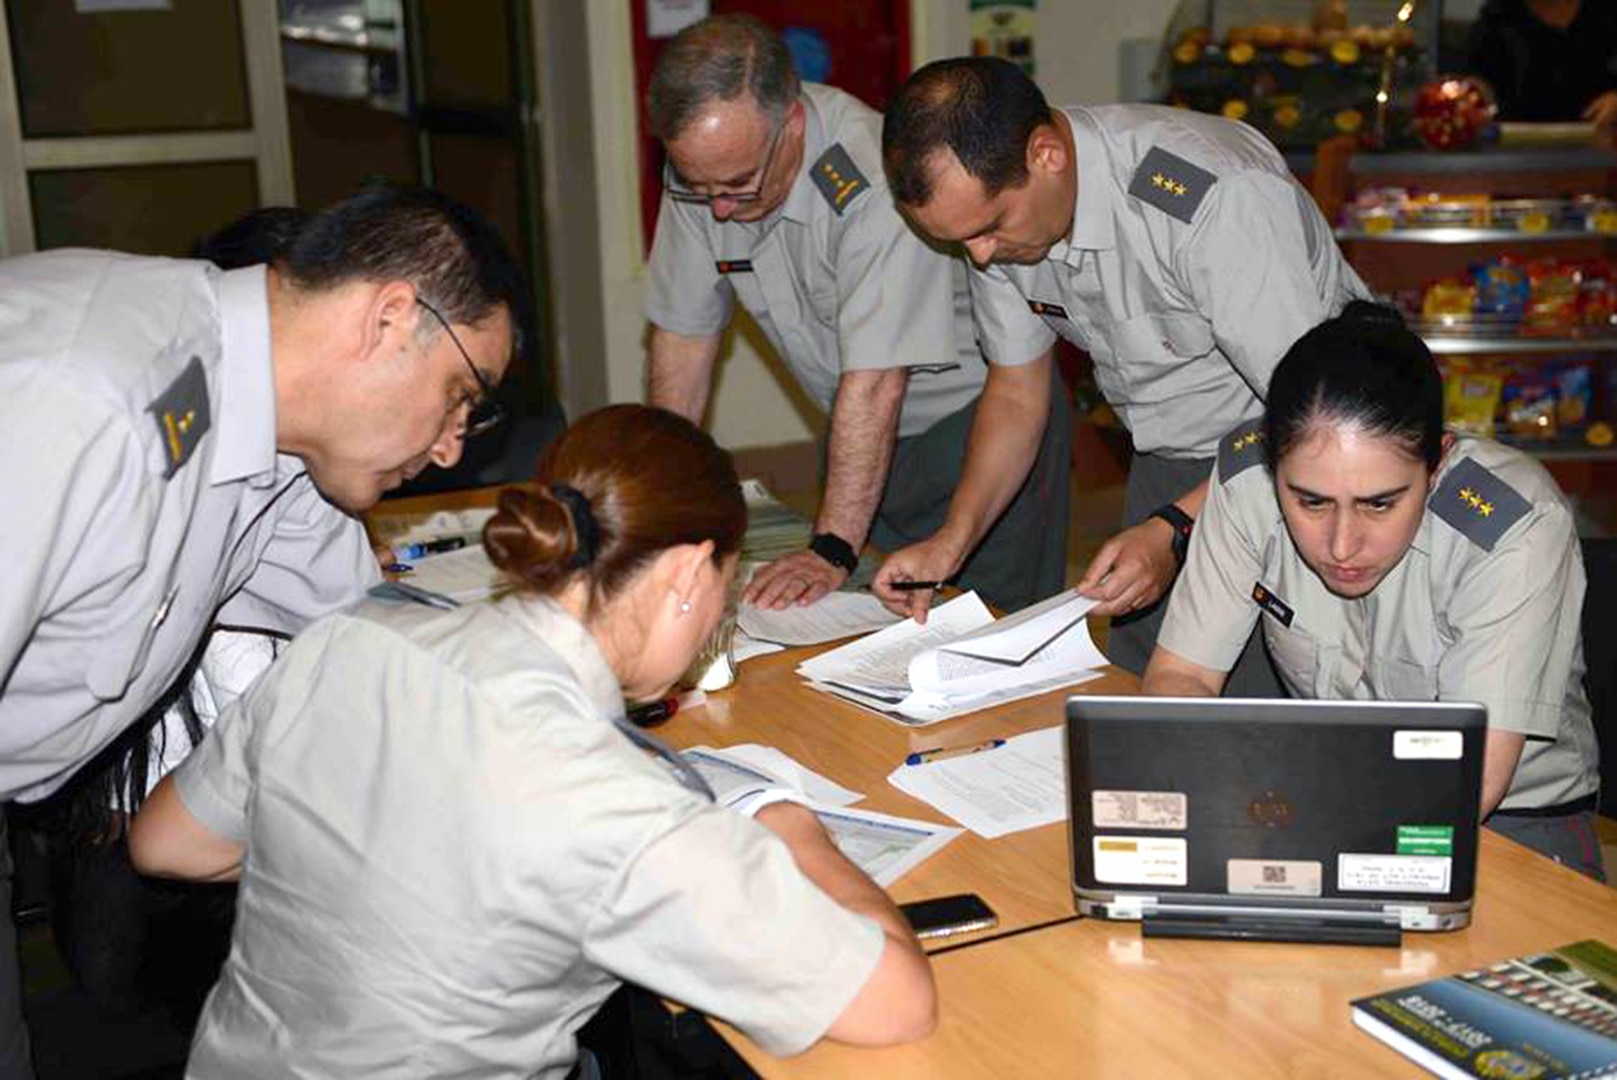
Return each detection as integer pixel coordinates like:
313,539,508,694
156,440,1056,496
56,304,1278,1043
1127,146,1217,224
1429,458,1530,551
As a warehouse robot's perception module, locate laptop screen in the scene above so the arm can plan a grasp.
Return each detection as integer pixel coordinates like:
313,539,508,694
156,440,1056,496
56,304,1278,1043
1065,697,1486,929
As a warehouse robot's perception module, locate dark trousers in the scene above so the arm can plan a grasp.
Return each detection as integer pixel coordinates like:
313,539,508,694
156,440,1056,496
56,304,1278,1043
46,833,235,1029
1487,809,1608,882
869,368,1073,613
1112,452,1283,696
0,813,35,1080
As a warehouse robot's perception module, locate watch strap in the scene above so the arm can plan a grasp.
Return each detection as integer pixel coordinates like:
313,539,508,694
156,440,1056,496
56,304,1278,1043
1149,504,1195,564
808,532,859,573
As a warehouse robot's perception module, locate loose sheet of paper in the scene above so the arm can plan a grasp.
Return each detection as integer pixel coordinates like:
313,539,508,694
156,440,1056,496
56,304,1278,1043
887,725,1068,839
683,745,957,886
398,544,505,604
737,591,900,646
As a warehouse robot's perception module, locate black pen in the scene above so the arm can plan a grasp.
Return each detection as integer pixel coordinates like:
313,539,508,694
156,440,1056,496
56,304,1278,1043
889,580,944,592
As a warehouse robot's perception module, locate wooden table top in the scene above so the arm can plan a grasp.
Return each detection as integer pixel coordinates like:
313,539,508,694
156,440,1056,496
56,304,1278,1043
659,639,1617,1079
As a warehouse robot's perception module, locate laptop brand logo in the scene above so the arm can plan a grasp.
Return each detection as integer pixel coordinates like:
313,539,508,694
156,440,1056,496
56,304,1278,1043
1246,790,1295,828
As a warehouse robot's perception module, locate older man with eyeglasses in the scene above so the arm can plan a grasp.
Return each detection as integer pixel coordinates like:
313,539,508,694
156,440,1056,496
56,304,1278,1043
644,14,1070,614
0,184,525,1077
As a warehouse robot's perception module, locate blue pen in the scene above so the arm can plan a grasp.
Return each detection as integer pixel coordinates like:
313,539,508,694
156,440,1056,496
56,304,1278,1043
394,536,470,561
905,738,1006,767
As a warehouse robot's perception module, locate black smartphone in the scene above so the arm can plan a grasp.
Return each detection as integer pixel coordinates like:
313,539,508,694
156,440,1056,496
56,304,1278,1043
900,893,998,941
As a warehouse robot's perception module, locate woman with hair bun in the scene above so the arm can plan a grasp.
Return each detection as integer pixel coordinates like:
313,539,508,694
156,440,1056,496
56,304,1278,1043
128,404,936,1077
1145,303,1603,879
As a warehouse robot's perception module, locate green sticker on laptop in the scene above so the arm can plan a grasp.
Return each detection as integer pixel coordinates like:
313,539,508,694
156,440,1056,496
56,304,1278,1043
1397,825,1454,857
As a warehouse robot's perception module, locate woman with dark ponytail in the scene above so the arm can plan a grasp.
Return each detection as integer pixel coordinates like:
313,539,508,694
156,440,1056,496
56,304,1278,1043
127,405,936,1077
1145,303,1603,878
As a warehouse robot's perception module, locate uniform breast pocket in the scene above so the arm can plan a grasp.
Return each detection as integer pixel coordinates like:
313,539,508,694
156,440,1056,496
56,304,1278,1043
85,586,179,701
1374,657,1439,702
1262,621,1319,698
1106,313,1216,440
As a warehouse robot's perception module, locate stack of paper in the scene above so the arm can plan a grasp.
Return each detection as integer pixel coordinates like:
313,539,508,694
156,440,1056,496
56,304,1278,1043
797,589,1109,726
683,744,961,886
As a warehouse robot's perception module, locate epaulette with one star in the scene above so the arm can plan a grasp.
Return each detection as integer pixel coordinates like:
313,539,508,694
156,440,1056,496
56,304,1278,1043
1429,457,1530,552
147,356,211,479
1217,422,1265,484
1128,146,1217,224
810,144,868,215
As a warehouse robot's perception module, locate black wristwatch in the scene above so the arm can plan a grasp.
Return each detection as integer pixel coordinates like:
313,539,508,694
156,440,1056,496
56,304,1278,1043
1149,504,1195,566
808,532,859,574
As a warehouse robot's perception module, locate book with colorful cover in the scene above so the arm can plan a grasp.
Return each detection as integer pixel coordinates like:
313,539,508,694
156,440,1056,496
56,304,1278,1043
1351,940,1617,1079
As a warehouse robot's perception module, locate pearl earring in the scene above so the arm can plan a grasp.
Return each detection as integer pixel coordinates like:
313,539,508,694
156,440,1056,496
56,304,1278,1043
680,600,692,614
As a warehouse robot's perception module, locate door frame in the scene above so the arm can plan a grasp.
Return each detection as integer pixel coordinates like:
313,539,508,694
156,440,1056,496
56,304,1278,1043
0,0,293,257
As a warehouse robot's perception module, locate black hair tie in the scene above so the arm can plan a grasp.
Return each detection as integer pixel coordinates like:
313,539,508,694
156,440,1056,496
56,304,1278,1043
550,484,600,569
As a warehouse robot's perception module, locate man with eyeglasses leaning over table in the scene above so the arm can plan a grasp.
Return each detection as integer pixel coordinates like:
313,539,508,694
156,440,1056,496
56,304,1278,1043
0,184,524,1078
644,14,1071,615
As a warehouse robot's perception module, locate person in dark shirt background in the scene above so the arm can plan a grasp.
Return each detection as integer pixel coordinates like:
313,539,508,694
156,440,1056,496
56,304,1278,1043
1468,0,1617,129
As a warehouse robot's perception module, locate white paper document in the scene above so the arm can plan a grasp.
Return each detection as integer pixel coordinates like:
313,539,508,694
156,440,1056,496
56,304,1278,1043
737,591,901,646
396,544,505,604
683,745,959,886
796,590,1109,725
887,725,1068,839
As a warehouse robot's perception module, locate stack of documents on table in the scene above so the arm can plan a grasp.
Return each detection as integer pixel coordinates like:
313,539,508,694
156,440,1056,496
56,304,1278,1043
797,589,1108,726
684,744,961,886
739,479,813,566
734,590,901,665
887,725,1067,839
368,506,504,604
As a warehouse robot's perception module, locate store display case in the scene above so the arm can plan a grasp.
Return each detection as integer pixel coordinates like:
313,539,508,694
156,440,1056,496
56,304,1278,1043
1160,0,1440,149
1333,152,1617,471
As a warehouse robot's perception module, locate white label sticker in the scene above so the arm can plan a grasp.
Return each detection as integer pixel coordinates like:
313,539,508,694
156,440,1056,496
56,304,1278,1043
1227,858,1323,897
1393,730,1463,760
1092,790,1188,830
1338,853,1452,894
1093,836,1187,886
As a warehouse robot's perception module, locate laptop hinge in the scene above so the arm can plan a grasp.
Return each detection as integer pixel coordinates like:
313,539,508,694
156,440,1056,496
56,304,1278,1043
1140,910,1402,947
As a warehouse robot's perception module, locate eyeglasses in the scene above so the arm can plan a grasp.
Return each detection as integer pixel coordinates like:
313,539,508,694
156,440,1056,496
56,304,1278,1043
416,298,505,438
664,123,786,206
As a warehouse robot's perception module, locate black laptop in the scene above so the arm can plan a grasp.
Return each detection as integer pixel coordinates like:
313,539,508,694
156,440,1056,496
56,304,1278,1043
1065,697,1487,945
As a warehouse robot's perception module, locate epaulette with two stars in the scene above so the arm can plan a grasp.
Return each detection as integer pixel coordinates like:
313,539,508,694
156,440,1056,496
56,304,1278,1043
147,356,211,479
1127,146,1217,224
810,143,868,216
1217,422,1265,484
1429,458,1531,552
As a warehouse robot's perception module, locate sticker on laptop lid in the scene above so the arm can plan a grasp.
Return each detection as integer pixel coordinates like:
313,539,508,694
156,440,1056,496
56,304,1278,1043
1396,825,1455,857
1093,836,1187,886
1092,790,1187,830
1227,858,1322,898
1338,853,1452,894
1393,730,1463,760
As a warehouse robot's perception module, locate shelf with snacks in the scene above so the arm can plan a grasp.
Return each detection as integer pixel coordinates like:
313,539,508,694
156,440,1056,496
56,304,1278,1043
1338,195,1617,244
1329,174,1617,475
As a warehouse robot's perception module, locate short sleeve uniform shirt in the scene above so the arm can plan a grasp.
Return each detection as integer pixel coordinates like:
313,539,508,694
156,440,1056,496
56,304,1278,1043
644,83,985,439
1159,429,1599,811
175,594,885,1078
0,251,378,802
970,105,1370,458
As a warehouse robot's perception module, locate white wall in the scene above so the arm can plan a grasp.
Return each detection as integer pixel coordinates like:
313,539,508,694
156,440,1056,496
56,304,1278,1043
575,0,1180,452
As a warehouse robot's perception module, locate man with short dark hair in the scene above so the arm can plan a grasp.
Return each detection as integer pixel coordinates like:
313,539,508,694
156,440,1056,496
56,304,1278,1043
644,16,1069,614
874,58,1368,686
0,184,526,1076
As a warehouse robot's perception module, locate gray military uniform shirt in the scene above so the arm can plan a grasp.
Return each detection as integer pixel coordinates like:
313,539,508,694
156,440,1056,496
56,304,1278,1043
0,251,378,802
1159,428,1599,811
176,594,885,1078
971,105,1370,458
645,82,985,439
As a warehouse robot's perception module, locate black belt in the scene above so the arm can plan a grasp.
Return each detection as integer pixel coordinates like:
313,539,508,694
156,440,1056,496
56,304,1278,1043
1490,793,1599,819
